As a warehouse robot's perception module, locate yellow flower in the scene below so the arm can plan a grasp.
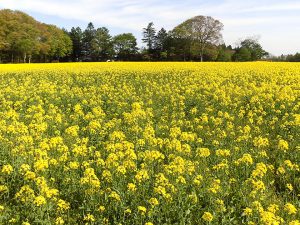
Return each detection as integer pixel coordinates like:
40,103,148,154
69,161,80,169
243,207,252,216
289,220,300,225
284,203,297,215
98,205,105,212
235,154,253,165
127,183,137,192
253,136,269,148
19,164,31,174
22,222,31,225
0,185,9,193
135,169,150,182
148,197,159,207
34,159,49,171
287,183,293,191
1,164,13,175
109,191,121,201
9,218,17,223
251,163,267,178
15,185,35,203
138,206,147,215
145,223,154,225
55,217,64,225
65,125,79,137
193,175,203,186
34,195,46,206
196,148,211,158
278,139,289,152
216,149,231,157
57,199,70,211
259,211,282,225
267,204,279,214
83,214,95,222
202,212,213,222
125,208,132,214
24,171,36,180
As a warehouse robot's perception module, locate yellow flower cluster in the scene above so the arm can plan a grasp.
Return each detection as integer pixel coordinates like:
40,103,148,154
0,62,299,224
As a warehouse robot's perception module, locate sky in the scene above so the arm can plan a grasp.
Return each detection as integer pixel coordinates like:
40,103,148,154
0,0,300,56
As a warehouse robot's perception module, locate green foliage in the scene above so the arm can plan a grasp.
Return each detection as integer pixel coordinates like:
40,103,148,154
0,9,72,63
113,33,138,60
240,38,269,60
286,53,300,62
142,22,156,52
233,47,252,62
69,27,83,61
216,45,233,62
233,38,268,62
82,22,96,61
91,27,114,61
173,16,224,62
0,9,276,63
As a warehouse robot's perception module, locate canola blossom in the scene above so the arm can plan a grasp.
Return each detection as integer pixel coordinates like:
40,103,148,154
0,62,299,224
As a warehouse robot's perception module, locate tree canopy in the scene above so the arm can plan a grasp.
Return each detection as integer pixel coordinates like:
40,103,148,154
0,9,72,63
0,9,284,63
173,16,224,61
113,33,138,61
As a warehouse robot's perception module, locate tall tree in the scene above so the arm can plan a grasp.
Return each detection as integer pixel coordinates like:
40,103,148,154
173,16,224,62
0,9,40,62
153,28,169,60
154,28,168,51
142,22,156,52
69,27,83,61
0,9,72,63
168,30,192,61
113,33,138,61
91,27,113,61
43,25,72,61
239,38,268,60
82,22,96,61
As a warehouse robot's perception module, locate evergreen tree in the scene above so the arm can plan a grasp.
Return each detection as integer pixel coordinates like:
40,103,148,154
82,22,96,61
69,27,83,61
91,27,113,61
142,22,156,52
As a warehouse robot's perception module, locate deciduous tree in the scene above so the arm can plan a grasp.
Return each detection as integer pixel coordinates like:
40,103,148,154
113,33,138,61
173,16,223,62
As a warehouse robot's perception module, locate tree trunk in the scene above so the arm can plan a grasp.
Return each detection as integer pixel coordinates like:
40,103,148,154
200,43,205,62
29,55,31,63
24,53,27,63
11,53,14,63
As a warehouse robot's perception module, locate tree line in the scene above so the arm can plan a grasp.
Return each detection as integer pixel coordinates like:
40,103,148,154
0,9,299,63
0,9,72,63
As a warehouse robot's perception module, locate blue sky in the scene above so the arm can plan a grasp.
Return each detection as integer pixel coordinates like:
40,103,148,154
1,0,300,55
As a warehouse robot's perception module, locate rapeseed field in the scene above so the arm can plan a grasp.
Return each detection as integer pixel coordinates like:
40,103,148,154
0,62,299,224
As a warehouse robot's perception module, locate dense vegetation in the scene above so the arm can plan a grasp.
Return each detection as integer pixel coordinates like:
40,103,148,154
0,9,72,63
0,62,299,224
3,9,295,63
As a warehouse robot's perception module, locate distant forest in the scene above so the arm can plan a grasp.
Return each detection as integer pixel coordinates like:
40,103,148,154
0,9,299,63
